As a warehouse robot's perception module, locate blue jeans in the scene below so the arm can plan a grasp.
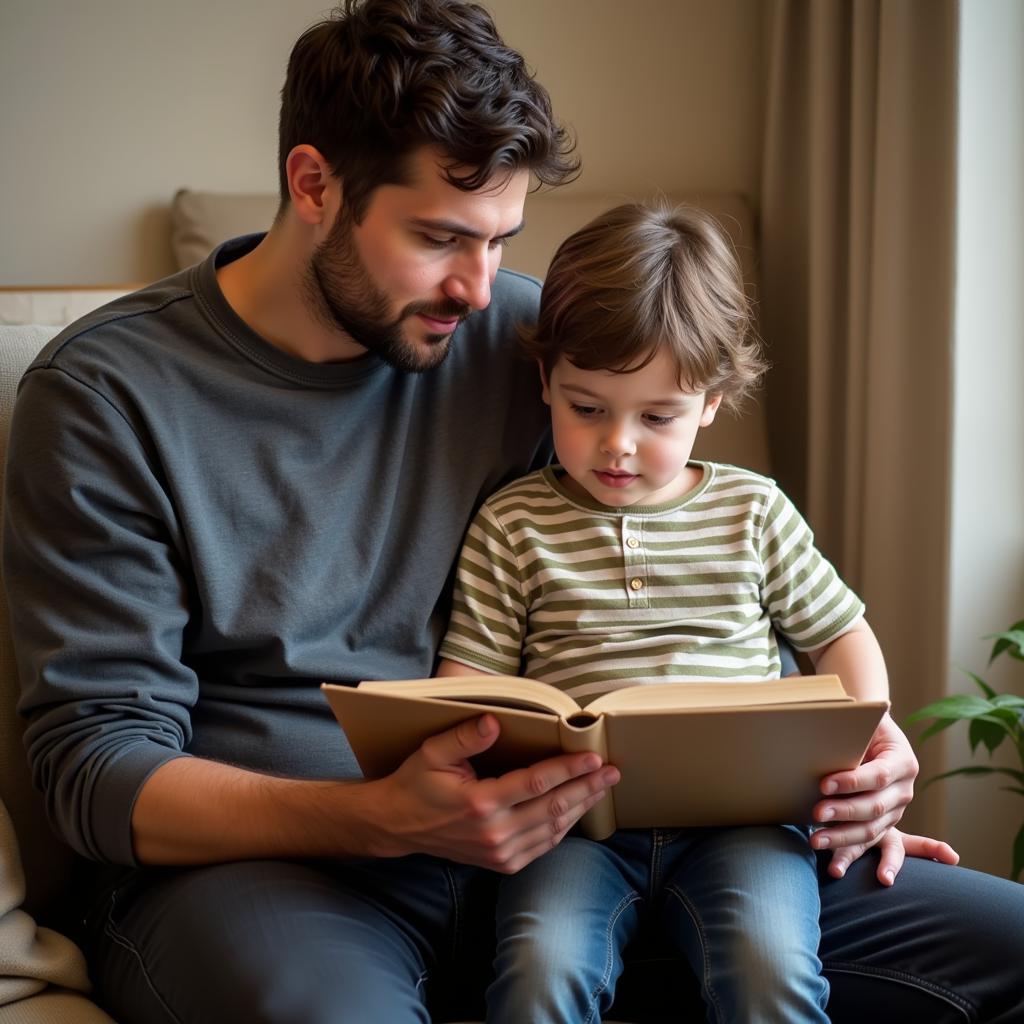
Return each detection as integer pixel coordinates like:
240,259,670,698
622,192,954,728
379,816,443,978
487,827,828,1024
83,849,1024,1023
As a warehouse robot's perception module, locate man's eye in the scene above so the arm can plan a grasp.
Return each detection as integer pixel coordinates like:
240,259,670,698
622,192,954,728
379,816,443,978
570,403,600,418
645,413,677,426
488,237,511,250
422,234,456,248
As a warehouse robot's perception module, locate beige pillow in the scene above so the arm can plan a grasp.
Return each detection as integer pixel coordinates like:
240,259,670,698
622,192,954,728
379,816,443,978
170,189,279,269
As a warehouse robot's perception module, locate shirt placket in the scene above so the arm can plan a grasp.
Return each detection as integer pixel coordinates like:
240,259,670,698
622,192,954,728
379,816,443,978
621,515,650,609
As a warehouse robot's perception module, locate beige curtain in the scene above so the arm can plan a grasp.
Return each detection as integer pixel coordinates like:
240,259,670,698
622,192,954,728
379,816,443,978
760,0,958,834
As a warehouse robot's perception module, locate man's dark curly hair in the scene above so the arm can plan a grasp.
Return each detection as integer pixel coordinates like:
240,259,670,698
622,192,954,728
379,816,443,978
278,0,579,221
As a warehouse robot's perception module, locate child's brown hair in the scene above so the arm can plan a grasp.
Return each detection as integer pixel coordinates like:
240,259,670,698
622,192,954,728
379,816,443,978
521,202,767,412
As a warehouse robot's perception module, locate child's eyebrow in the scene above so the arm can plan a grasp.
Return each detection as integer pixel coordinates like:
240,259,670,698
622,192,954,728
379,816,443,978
561,383,696,407
407,216,526,241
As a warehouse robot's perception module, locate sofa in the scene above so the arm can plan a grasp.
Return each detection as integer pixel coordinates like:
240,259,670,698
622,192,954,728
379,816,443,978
0,190,766,1023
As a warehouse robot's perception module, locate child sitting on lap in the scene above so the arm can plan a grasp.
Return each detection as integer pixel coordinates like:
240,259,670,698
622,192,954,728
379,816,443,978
436,202,891,1024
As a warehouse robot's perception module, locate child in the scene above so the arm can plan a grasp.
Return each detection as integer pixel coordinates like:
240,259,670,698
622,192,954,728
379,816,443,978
436,202,890,1023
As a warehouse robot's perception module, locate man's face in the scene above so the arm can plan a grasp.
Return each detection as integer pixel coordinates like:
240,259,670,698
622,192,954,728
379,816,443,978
305,147,529,372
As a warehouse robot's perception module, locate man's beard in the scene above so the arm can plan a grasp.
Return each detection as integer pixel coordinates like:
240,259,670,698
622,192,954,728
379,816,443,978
303,207,470,373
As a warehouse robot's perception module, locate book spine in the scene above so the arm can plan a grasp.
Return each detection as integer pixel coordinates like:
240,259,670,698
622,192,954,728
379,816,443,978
558,715,616,840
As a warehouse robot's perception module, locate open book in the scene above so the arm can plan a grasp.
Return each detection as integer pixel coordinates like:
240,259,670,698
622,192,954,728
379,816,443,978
321,675,888,841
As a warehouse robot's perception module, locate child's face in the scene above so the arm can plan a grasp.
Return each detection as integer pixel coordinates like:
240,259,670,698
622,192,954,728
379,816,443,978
541,348,722,508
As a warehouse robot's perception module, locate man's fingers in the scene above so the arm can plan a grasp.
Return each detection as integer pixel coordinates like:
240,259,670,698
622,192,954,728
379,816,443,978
811,807,902,852
488,752,618,808
873,829,907,885
899,832,960,865
418,714,502,768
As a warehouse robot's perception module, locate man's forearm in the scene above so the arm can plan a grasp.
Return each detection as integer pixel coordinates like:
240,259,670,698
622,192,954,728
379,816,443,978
131,756,387,865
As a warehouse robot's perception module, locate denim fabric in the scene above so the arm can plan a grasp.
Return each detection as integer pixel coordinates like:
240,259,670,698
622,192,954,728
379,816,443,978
84,855,496,1024
83,849,1024,1023
486,827,829,1024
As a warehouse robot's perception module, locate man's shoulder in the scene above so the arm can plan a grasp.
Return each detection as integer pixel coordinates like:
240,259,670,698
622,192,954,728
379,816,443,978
484,267,542,318
29,271,196,376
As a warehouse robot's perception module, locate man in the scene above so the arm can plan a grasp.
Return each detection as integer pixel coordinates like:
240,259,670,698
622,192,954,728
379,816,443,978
4,2,1023,1022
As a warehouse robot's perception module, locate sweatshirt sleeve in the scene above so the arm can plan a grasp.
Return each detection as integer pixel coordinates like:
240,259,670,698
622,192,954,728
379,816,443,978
3,365,194,865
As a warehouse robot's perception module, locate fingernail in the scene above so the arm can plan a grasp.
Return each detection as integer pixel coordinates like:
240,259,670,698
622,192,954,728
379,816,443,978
822,781,837,795
815,833,830,848
819,807,835,821
582,753,601,771
477,715,494,736
883,870,895,885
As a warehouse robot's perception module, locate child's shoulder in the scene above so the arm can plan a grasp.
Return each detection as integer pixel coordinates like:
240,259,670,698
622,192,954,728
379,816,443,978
702,460,778,495
479,467,559,514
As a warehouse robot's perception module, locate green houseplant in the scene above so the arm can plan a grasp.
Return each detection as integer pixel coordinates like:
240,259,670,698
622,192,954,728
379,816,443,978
906,620,1024,881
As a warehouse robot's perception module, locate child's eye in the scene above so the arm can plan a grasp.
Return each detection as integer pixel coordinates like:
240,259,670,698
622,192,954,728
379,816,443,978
569,402,601,419
644,413,677,426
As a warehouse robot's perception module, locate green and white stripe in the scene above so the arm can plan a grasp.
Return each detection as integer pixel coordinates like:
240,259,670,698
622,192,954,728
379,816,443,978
440,462,864,706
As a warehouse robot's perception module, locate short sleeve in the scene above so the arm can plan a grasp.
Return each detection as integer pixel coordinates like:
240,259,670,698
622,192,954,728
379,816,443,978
438,503,528,675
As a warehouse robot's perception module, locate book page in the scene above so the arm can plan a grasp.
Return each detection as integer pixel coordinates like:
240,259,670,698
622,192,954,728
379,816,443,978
356,675,582,718
588,674,849,715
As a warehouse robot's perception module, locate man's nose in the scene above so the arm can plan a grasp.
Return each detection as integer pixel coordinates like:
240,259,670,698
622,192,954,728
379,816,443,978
443,248,493,311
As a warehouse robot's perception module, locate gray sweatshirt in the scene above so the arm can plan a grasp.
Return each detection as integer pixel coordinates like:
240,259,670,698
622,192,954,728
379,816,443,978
3,235,552,866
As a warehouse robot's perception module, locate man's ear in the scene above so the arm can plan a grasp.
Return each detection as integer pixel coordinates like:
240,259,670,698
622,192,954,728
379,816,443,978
538,359,552,405
284,145,339,227
700,393,723,428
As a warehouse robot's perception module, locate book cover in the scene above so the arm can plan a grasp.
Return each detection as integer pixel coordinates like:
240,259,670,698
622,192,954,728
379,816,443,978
321,675,888,840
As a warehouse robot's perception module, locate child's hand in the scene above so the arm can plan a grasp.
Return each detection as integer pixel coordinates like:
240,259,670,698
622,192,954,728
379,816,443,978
809,713,938,882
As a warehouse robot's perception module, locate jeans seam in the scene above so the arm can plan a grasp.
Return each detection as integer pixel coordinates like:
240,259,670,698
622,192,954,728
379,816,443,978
583,891,641,1024
103,889,184,1024
664,882,725,1024
823,960,975,1021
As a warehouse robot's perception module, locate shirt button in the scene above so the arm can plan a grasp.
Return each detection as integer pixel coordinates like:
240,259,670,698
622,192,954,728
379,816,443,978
629,577,644,591
626,536,640,549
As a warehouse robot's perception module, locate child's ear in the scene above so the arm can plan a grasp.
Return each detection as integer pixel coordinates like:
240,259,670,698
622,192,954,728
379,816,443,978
700,394,723,428
538,359,552,406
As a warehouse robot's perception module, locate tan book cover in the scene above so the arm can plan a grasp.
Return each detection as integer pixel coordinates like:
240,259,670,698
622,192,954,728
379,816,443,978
321,675,888,841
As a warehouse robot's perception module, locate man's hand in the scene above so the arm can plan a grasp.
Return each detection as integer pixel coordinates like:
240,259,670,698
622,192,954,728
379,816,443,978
809,713,958,883
365,714,620,873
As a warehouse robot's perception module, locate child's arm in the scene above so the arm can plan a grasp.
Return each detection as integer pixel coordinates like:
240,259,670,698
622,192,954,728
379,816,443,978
436,657,497,678
802,617,958,882
804,616,888,701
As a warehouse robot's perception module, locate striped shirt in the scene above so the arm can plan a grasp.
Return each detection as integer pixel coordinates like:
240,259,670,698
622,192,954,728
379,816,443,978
439,462,864,706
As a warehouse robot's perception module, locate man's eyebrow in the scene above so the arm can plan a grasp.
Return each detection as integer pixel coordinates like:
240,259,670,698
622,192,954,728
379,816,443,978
407,217,526,241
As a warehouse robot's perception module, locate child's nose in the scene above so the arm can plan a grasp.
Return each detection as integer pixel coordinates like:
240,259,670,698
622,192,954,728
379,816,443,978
600,423,636,457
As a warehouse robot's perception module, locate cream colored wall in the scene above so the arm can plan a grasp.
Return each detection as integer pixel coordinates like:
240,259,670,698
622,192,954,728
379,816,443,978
945,0,1024,879
0,0,764,286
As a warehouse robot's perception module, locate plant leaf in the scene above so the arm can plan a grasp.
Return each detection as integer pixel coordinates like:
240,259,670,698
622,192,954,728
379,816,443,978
988,624,1024,664
923,765,1024,786
905,694,998,722
990,694,1024,710
1013,821,1024,883
912,717,960,743
969,717,1006,755
961,669,997,699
